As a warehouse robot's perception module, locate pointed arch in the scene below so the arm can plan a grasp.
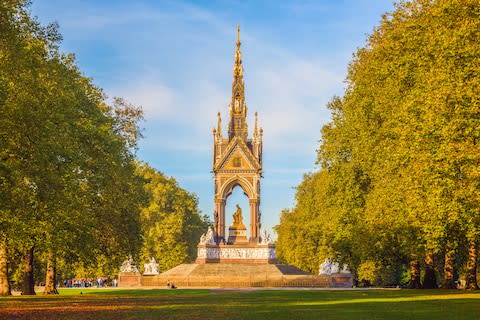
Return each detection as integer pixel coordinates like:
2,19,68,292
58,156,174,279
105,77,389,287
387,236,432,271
219,176,255,201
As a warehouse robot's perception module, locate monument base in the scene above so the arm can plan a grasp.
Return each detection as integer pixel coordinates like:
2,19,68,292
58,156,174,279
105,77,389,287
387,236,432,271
138,243,352,288
196,243,276,264
141,263,330,288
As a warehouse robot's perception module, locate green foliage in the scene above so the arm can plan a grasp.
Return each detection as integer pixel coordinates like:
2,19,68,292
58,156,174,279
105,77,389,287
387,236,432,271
0,0,209,286
137,163,210,272
0,0,147,289
275,171,337,273
276,0,480,287
358,261,379,285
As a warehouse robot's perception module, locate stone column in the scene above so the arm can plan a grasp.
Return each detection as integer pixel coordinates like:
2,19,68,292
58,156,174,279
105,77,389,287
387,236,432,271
249,199,259,242
214,199,226,243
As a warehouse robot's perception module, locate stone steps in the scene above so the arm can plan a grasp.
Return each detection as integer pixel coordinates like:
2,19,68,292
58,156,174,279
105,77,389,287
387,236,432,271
160,263,312,278
160,263,197,276
139,262,338,288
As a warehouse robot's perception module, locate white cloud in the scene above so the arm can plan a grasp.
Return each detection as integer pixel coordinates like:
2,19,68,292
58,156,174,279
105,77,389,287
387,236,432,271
248,57,341,152
108,80,177,119
52,1,217,31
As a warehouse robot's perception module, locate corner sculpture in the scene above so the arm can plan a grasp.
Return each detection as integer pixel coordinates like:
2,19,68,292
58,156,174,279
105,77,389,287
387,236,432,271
199,226,216,245
143,257,160,275
120,255,140,273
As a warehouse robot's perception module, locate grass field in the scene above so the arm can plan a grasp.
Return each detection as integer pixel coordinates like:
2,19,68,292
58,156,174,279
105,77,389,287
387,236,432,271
1,288,479,319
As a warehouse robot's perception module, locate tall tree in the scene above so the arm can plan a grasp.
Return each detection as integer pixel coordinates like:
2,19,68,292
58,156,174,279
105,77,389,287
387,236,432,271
276,0,480,288
137,163,210,271
0,0,147,295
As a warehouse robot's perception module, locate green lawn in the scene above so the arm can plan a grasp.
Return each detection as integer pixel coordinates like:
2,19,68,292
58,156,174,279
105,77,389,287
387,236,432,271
1,288,479,319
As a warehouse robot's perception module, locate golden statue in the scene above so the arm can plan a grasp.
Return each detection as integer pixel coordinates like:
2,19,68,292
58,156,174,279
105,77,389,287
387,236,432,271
232,204,243,225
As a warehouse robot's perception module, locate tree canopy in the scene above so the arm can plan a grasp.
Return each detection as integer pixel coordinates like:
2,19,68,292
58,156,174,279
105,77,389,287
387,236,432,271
0,0,209,295
137,163,210,272
276,0,480,288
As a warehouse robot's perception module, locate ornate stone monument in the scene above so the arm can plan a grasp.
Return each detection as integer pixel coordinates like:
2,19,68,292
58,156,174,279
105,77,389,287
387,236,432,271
196,25,276,265
210,26,263,244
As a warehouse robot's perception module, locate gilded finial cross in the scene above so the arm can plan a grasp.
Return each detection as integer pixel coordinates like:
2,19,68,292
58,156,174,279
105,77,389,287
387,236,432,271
236,25,240,45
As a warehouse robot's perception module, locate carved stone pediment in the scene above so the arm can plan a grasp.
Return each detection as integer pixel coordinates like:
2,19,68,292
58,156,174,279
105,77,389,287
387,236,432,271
214,137,261,172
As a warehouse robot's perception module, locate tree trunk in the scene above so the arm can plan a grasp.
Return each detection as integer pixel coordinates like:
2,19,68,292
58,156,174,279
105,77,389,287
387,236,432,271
0,235,11,296
465,239,479,290
407,258,421,289
443,243,456,289
422,252,438,289
44,250,58,295
21,247,36,295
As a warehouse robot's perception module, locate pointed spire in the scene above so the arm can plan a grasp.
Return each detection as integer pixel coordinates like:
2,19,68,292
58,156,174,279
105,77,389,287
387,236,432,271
233,25,243,80
217,112,222,136
228,25,248,140
253,112,259,139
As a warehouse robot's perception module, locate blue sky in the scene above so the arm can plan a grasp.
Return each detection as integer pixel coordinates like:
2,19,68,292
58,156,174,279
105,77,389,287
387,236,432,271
31,0,395,235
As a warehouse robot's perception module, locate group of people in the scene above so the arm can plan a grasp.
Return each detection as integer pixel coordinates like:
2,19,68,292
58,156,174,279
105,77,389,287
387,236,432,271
61,278,118,288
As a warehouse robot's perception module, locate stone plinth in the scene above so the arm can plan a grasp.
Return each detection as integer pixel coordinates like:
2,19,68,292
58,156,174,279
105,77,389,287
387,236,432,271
227,223,248,244
330,273,353,288
118,272,141,287
196,243,276,264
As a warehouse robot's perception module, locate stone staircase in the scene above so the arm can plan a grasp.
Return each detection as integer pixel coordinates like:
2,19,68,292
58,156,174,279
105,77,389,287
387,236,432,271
140,263,331,288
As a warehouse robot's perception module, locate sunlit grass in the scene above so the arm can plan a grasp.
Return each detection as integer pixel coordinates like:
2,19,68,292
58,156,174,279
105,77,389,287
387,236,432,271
290,292,480,306
58,288,209,296
1,288,480,319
